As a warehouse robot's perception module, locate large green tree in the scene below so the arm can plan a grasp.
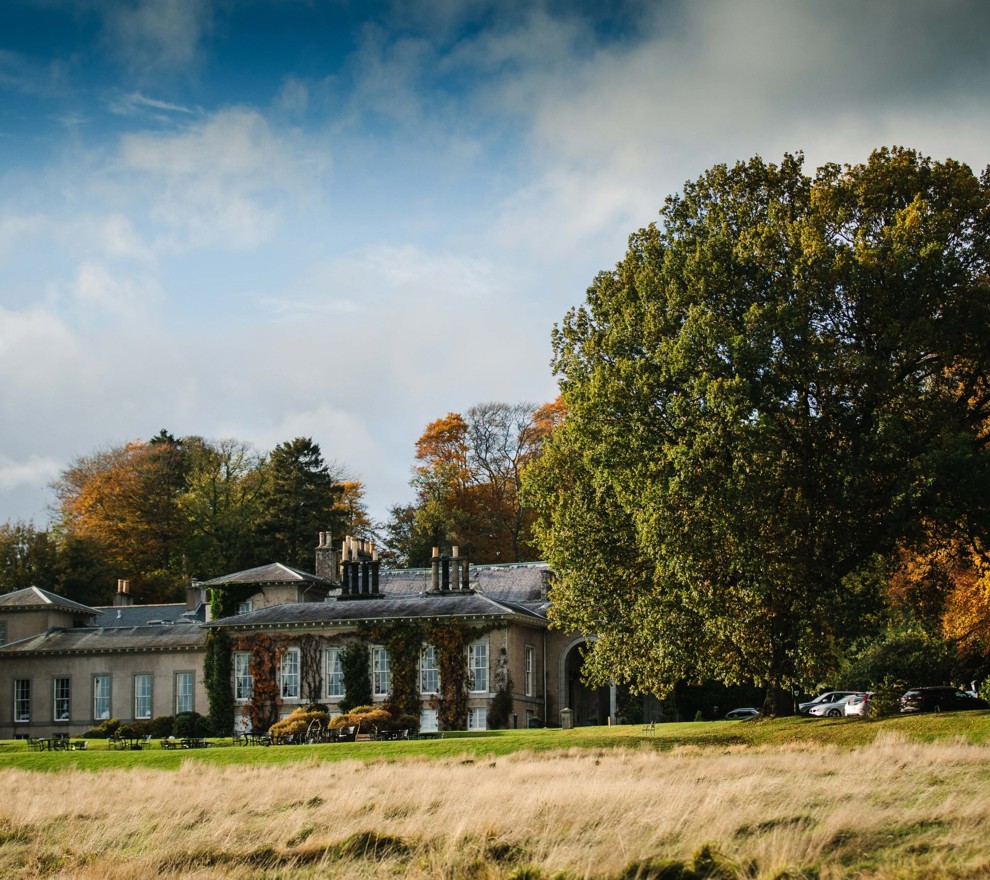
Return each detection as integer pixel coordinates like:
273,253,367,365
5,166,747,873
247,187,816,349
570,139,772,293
254,437,345,571
525,148,990,712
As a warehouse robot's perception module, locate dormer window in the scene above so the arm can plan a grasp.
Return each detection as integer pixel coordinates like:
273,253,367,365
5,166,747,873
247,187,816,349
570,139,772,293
237,600,253,615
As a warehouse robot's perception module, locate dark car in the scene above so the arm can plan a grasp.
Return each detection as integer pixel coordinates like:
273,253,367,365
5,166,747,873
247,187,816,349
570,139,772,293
900,687,990,714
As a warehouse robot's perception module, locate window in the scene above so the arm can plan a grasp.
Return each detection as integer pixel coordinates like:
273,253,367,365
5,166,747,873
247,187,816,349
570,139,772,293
53,677,71,721
467,706,487,730
280,648,300,699
93,675,111,720
175,672,194,714
524,646,534,696
420,708,438,733
420,645,439,695
372,646,390,697
237,600,253,615
324,647,343,699
468,641,488,693
0,622,6,646
134,674,152,719
14,679,30,722
234,652,253,701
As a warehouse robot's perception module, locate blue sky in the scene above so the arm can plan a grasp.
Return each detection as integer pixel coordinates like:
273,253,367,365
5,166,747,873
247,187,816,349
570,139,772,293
2,0,989,527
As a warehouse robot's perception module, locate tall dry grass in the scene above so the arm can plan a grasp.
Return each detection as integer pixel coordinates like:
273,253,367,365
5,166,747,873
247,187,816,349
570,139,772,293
3,732,990,879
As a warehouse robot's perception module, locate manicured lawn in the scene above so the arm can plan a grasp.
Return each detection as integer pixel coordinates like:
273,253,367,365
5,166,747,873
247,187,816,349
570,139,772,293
2,711,987,772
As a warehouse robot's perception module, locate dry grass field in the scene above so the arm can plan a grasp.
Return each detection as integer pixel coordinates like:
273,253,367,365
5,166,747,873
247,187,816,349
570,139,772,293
3,730,990,879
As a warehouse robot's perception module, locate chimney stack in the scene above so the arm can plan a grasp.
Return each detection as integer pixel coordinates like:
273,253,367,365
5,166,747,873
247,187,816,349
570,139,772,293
113,578,133,607
315,531,341,583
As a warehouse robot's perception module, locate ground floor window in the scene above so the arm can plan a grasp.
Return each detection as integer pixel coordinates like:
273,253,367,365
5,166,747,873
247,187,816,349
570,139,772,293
93,675,110,720
53,676,71,721
467,706,487,730
524,645,534,696
14,679,30,722
468,641,488,693
373,646,390,697
324,647,343,699
420,708,438,732
175,672,194,714
280,648,300,699
134,674,152,719
234,652,253,701
420,644,439,695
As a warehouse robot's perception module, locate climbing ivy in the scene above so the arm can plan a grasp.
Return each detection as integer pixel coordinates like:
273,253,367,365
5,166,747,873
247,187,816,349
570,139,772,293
361,621,425,719
204,584,259,733
340,642,372,712
232,633,287,732
424,622,494,731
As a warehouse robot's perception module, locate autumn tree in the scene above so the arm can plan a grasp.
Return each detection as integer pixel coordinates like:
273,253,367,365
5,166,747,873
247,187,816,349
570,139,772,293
53,434,191,600
0,522,59,594
389,401,560,565
525,148,990,712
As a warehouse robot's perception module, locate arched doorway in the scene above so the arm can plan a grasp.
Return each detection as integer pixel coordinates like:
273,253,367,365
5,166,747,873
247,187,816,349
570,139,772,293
560,639,612,726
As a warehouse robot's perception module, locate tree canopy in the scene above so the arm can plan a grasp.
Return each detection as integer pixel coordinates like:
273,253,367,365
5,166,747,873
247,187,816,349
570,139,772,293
524,148,990,710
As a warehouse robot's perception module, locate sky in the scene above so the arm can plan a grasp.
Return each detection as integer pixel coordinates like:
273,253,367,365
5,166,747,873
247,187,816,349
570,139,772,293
1,0,989,528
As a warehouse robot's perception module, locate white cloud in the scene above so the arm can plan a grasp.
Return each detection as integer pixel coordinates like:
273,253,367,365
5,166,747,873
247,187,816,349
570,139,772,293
115,107,330,250
101,0,213,74
71,261,160,317
0,454,62,492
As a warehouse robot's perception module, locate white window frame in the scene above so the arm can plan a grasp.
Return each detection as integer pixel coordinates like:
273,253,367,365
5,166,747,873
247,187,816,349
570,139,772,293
234,652,253,702
420,644,439,695
372,646,390,697
468,641,488,693
175,672,194,715
0,622,6,646
280,648,301,699
524,645,534,697
237,600,253,615
134,674,153,720
93,674,111,721
419,707,438,733
14,679,30,722
324,647,343,699
467,706,487,730
53,676,71,721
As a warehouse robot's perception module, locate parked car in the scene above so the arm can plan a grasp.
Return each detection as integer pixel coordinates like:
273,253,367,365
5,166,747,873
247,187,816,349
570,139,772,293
844,692,873,716
808,693,861,717
723,708,761,721
798,691,860,715
900,687,990,714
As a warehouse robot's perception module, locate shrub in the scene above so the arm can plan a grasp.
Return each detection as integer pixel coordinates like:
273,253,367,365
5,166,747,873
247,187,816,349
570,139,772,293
842,629,956,692
117,720,151,738
269,709,329,740
174,711,211,738
83,718,120,738
866,676,907,718
148,716,174,738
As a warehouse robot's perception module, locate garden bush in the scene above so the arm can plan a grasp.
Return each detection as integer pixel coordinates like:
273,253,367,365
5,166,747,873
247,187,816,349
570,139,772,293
83,718,120,738
269,709,329,740
174,711,211,738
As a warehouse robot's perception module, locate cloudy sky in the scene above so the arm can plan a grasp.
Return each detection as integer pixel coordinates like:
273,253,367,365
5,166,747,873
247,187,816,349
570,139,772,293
1,0,988,527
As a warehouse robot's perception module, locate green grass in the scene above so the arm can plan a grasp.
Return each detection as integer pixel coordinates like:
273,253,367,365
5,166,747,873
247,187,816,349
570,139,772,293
2,710,988,773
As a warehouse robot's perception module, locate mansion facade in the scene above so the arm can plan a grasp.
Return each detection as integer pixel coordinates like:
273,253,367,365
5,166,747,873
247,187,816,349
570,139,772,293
0,536,615,738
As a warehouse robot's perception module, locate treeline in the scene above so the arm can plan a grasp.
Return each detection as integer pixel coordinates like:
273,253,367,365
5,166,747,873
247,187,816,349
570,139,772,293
0,401,560,607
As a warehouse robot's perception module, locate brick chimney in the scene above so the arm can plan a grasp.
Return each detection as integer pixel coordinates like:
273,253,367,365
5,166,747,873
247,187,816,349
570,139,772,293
113,579,133,607
315,531,341,583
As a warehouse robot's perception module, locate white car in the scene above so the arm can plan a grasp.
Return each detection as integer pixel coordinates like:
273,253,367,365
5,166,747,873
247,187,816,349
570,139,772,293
843,692,873,716
808,693,861,717
798,691,860,715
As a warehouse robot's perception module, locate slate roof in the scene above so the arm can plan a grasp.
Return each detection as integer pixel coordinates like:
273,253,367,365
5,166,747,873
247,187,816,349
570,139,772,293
208,590,549,630
198,562,335,589
378,562,550,602
0,623,206,656
0,586,97,617
92,603,205,628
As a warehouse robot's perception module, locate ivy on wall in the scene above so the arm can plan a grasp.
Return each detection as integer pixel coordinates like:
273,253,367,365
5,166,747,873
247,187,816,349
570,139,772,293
232,633,286,732
204,585,257,734
488,646,514,729
298,634,323,704
424,622,494,731
340,642,372,712
361,620,425,719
